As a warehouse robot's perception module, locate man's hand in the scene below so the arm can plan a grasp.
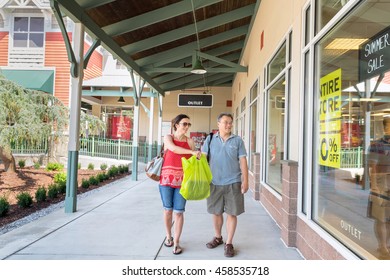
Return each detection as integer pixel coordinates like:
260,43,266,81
241,181,249,194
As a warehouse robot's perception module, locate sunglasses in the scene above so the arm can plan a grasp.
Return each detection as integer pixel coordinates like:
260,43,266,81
179,122,192,127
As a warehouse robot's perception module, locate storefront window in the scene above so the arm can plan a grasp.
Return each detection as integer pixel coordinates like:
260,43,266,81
240,97,246,140
313,1,390,260
265,77,285,193
249,82,258,171
268,43,286,83
315,0,351,34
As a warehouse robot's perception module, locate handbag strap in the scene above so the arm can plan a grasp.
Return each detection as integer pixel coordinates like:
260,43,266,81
207,132,213,162
159,143,165,157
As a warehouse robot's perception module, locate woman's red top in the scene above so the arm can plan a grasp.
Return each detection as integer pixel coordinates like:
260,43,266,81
160,136,192,188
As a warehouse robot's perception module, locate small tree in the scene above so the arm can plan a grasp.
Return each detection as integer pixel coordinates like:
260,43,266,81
0,75,68,173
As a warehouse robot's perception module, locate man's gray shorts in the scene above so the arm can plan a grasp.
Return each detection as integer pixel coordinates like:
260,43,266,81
207,182,245,216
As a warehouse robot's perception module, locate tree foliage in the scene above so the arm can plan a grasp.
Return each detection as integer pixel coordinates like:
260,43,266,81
0,75,69,172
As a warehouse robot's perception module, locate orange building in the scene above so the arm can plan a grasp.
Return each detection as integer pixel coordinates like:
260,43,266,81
0,0,102,106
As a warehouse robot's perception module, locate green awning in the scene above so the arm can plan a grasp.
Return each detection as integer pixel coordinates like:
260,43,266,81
1,69,54,94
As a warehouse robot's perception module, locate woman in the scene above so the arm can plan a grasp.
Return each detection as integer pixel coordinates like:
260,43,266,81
159,114,200,255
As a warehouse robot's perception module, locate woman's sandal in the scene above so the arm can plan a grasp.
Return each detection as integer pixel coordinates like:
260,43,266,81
173,245,182,255
164,237,173,247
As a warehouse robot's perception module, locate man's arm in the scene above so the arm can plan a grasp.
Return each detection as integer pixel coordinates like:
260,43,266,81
240,156,249,194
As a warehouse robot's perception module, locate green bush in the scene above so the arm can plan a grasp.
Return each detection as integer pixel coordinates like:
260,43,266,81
118,165,125,174
48,184,58,199
78,163,81,169
35,186,47,203
100,163,108,170
89,175,99,186
0,197,10,217
87,163,95,170
81,178,90,189
46,162,64,171
18,159,26,168
107,165,119,178
103,172,110,181
96,172,105,183
16,192,33,208
53,172,67,194
33,161,41,169
54,172,67,184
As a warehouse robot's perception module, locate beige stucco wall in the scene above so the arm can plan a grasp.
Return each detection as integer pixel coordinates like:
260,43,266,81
91,86,231,142
232,0,307,161
162,87,232,135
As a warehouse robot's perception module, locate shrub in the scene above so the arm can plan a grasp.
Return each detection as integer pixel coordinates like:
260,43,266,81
89,175,99,186
96,172,105,183
48,184,58,199
56,182,66,194
103,172,110,181
87,163,95,170
100,163,108,170
118,165,125,174
46,162,64,171
108,165,119,178
0,197,10,217
18,159,26,168
35,186,47,203
33,161,41,169
78,163,81,169
16,192,33,208
81,178,90,189
54,172,67,184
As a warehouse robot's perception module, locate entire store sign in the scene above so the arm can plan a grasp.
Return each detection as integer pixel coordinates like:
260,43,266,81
319,68,341,168
359,27,390,81
178,94,213,108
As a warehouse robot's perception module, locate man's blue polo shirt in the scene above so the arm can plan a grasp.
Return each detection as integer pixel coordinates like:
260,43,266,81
201,132,247,185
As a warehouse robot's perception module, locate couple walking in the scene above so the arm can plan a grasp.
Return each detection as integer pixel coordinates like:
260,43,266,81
157,113,248,257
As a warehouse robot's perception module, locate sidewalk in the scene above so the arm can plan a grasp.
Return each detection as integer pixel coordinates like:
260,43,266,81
0,166,303,260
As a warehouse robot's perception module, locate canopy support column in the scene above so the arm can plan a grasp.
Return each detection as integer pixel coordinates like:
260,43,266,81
65,23,84,213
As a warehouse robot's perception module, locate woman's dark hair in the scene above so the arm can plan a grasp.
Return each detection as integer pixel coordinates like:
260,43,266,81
172,114,190,131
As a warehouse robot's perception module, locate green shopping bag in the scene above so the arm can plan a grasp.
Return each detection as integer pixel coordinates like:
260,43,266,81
180,154,212,200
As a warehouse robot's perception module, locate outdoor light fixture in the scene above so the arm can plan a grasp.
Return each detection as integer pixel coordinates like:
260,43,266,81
190,0,206,75
117,96,125,103
191,57,207,74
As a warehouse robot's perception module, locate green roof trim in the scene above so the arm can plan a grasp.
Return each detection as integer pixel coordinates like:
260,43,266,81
1,69,54,94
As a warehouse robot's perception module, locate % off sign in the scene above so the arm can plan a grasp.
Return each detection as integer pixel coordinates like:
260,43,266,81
319,69,341,168
320,136,340,167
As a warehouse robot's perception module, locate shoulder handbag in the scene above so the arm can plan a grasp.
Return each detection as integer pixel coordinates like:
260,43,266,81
145,144,164,181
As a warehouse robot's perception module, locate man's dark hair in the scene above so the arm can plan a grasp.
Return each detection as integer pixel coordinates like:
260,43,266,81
217,113,233,122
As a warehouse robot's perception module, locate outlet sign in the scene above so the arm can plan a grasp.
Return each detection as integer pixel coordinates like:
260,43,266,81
178,94,213,108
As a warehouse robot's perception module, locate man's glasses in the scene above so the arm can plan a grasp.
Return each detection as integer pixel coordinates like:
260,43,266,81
219,121,233,125
179,122,192,127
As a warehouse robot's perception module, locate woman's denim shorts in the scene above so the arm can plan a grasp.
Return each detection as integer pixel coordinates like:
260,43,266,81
159,185,186,213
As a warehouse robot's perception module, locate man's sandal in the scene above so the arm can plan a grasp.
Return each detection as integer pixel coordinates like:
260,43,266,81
206,236,223,249
164,237,173,247
173,245,182,255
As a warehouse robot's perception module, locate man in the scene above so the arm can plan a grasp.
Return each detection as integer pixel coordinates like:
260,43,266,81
201,113,248,257
368,117,390,259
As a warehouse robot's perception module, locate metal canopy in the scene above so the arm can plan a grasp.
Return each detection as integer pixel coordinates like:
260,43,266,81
52,0,259,95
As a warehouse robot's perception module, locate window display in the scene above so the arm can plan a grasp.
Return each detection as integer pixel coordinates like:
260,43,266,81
313,1,390,259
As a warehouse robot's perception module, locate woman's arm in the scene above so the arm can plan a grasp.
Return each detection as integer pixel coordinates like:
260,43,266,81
164,134,198,156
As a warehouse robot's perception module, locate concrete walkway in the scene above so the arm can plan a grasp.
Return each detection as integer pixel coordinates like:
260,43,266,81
0,166,303,260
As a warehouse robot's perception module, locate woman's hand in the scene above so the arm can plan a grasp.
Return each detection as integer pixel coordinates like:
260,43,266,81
192,150,202,159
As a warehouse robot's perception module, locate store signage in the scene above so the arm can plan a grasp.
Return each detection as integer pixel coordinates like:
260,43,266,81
178,94,213,108
319,68,341,168
359,27,390,81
